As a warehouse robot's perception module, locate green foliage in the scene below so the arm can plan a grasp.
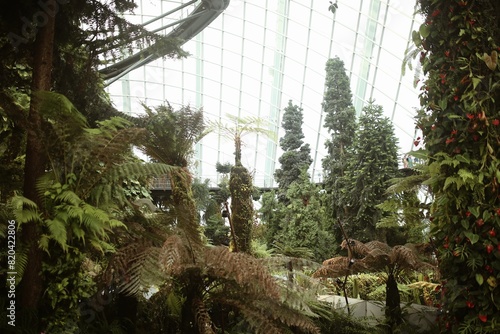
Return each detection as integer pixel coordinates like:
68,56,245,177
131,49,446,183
215,161,233,174
260,190,285,245
274,100,313,203
140,104,206,166
273,170,336,262
321,57,358,228
11,176,124,254
312,303,375,334
41,248,97,332
209,114,275,166
343,101,400,242
415,0,500,331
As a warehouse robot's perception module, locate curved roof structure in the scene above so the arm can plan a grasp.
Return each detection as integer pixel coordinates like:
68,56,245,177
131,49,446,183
106,0,423,187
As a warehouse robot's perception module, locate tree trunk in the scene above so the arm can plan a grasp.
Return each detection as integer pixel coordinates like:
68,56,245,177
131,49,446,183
234,135,242,166
229,165,253,253
18,10,56,325
385,272,402,328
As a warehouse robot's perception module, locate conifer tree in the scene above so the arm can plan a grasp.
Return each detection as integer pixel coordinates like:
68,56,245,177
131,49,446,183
344,101,399,242
274,100,312,202
321,57,357,229
274,170,336,262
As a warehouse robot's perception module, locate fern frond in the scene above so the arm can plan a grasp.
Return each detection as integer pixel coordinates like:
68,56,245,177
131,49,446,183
263,255,320,273
105,162,174,183
258,299,320,334
45,217,68,251
56,190,82,206
166,291,184,318
360,249,391,271
10,247,28,285
340,239,370,257
313,257,368,278
160,234,193,275
216,298,285,334
10,195,42,224
407,281,439,291
118,246,163,296
391,245,420,269
364,240,393,253
203,246,281,300
88,238,116,254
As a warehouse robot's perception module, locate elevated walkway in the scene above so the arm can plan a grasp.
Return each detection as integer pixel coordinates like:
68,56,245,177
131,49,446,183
99,0,230,83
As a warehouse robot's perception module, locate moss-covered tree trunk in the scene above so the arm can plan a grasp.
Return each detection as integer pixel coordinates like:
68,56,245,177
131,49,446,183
229,164,254,253
170,167,203,255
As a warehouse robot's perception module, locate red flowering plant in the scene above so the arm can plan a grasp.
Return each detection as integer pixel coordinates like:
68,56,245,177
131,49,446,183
414,0,500,332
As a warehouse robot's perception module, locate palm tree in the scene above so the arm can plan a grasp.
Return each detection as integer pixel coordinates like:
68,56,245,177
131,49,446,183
210,114,276,253
313,239,436,329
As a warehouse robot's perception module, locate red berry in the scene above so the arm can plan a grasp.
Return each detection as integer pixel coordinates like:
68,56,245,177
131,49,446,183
479,314,488,323
476,219,484,227
486,244,494,254
466,300,475,308
492,119,500,126
489,229,496,237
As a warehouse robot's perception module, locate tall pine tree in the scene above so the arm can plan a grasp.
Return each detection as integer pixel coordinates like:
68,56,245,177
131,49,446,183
321,57,357,235
274,100,312,201
344,101,399,242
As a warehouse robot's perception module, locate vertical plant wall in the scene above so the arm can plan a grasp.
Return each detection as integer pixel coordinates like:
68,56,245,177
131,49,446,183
415,0,500,332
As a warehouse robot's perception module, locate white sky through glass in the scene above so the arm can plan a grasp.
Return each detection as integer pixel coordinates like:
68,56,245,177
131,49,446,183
106,0,424,188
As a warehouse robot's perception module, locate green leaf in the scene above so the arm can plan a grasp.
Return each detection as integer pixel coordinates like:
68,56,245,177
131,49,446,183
476,273,484,286
412,30,422,47
438,99,448,110
461,220,469,229
469,206,480,218
472,77,481,89
419,24,430,38
464,231,479,244
482,210,492,222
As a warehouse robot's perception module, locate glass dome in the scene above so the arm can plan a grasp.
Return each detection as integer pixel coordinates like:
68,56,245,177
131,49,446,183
106,0,423,187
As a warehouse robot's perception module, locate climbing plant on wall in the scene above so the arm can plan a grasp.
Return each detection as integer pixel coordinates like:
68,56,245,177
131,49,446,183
414,0,500,332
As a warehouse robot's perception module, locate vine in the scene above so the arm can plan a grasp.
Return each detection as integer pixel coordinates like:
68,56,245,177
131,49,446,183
415,0,500,332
